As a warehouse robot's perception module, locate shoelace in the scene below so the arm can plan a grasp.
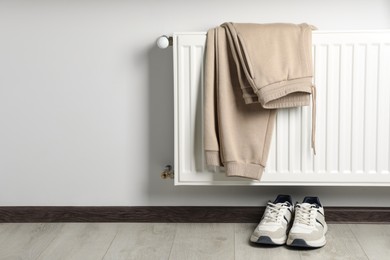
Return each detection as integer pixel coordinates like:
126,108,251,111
263,202,289,222
295,204,315,226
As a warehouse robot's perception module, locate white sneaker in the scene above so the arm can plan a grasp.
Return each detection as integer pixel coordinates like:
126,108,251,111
250,195,294,245
287,196,328,248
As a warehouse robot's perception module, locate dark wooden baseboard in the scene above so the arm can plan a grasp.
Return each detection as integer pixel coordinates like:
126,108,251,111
0,206,389,223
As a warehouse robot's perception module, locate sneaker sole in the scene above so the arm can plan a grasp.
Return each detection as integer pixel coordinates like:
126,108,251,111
287,238,326,248
250,235,286,245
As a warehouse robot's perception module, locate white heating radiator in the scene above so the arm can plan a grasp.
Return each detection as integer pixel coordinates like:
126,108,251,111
173,31,390,186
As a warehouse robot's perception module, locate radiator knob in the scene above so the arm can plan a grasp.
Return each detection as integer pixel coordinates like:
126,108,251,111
157,36,172,49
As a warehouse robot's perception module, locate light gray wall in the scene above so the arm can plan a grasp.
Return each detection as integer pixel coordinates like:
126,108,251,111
1,0,390,206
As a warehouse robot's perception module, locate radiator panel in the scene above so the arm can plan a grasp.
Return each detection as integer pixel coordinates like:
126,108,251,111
173,31,390,185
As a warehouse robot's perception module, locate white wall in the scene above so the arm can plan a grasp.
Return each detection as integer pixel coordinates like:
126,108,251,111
1,0,390,206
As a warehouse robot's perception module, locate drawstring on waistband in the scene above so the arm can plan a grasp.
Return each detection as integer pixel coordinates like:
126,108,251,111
311,85,316,155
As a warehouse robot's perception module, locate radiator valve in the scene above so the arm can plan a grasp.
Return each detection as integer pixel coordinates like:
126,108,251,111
161,165,174,179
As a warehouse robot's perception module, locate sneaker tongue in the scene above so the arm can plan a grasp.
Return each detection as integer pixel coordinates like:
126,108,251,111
274,202,289,207
300,203,312,208
300,202,319,208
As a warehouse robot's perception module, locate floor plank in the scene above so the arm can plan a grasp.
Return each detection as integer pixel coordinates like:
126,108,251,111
234,223,300,260
103,223,176,260
0,223,388,260
0,223,15,245
169,223,235,260
0,223,63,259
299,224,368,260
349,224,390,260
37,223,118,260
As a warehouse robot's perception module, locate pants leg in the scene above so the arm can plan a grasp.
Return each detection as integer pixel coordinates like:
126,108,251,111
204,27,276,180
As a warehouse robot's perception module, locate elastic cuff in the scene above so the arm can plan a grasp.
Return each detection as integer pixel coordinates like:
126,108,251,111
257,77,313,108
205,151,221,166
225,162,264,180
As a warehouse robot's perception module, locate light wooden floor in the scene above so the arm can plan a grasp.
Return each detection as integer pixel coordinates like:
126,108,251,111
0,223,389,260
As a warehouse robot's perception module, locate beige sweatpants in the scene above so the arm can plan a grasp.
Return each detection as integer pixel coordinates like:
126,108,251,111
204,28,276,180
